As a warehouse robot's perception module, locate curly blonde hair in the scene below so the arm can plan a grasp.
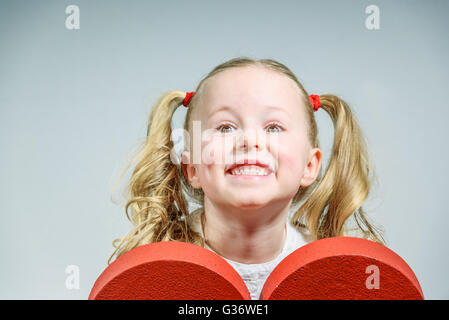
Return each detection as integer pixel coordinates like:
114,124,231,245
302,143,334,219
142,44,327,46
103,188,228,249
107,57,385,265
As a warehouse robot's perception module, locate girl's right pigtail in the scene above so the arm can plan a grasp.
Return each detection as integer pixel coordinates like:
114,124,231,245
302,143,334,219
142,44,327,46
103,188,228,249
292,94,385,245
107,91,201,265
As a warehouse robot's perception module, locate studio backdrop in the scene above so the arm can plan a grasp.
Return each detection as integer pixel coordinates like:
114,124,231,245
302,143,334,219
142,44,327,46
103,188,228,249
0,0,448,299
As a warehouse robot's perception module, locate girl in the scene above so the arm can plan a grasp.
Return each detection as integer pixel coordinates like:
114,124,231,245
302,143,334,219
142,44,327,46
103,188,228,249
108,57,385,300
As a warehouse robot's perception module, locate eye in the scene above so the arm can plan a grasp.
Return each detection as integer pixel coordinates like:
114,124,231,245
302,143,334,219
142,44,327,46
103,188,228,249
266,122,284,133
216,123,235,133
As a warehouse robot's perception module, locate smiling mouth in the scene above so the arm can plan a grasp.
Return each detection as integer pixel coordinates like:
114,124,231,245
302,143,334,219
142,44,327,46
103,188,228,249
226,165,273,176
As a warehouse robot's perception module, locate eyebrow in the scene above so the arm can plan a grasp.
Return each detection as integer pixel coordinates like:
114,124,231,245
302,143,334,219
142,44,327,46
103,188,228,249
208,105,290,117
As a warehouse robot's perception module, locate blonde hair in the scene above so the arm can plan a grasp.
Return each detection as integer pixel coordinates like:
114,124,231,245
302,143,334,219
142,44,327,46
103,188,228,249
107,57,385,265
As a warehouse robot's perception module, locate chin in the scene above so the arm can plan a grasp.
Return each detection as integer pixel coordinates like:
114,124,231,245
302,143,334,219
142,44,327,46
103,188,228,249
230,197,271,209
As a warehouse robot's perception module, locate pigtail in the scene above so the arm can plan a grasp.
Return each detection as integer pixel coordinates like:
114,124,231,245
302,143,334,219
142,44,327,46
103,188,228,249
291,94,385,245
107,90,204,265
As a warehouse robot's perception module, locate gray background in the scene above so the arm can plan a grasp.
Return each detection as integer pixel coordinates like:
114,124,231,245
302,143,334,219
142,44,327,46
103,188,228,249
1,0,448,299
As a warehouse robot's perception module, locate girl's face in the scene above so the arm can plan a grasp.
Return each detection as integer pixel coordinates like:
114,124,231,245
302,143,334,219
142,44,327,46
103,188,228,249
182,66,321,210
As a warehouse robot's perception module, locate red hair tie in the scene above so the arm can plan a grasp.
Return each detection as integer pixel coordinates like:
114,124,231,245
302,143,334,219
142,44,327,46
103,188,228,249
183,92,195,107
308,94,321,112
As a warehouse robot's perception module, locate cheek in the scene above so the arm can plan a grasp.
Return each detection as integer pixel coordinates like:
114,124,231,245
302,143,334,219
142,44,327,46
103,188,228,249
273,135,307,179
200,136,234,168
278,149,305,176
194,139,228,184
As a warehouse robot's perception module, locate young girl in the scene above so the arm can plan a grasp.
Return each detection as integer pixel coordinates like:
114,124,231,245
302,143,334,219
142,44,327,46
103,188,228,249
108,57,385,300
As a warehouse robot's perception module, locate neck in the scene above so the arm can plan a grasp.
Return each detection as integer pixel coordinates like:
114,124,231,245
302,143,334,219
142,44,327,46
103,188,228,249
202,198,290,264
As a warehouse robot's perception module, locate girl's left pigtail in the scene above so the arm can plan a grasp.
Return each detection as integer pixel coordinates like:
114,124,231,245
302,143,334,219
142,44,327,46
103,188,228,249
292,94,385,245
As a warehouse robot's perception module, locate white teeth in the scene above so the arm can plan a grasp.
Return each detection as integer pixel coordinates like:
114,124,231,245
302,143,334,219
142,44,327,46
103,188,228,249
230,165,269,176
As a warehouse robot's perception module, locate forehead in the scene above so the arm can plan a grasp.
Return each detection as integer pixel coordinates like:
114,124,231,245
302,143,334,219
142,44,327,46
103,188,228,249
198,66,306,119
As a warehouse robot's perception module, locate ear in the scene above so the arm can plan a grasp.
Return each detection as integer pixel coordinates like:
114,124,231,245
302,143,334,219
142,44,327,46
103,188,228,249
181,151,202,189
300,147,322,187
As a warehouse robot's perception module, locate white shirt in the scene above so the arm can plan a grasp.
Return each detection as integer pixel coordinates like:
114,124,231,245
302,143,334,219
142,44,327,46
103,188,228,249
187,210,313,300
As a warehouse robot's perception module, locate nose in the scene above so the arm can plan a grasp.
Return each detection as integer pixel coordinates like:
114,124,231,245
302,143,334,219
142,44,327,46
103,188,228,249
236,129,263,151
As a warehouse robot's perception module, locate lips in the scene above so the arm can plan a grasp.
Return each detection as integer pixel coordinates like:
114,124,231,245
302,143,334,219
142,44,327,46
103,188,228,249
226,159,273,176
229,166,268,176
